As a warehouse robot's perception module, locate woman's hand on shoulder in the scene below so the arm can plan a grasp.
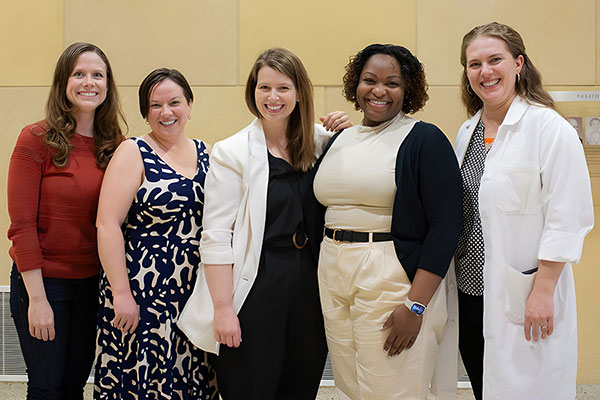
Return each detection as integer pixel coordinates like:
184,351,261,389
213,306,242,348
111,291,140,334
381,304,423,357
320,111,352,132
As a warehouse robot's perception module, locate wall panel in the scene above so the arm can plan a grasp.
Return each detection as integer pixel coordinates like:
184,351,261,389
597,0,600,84
322,87,363,126
64,0,238,86
239,0,417,86
0,0,63,86
575,206,600,383
413,86,465,142
185,86,251,144
417,0,596,86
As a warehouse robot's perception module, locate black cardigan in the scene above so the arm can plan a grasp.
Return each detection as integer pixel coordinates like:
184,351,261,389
304,122,462,282
390,121,462,281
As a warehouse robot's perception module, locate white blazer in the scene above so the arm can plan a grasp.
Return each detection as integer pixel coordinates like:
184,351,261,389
178,119,331,354
455,96,594,399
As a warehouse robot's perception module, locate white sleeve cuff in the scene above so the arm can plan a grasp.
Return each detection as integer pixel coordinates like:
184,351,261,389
538,230,585,264
200,230,234,265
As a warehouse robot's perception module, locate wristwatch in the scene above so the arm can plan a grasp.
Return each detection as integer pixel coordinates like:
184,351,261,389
404,297,426,316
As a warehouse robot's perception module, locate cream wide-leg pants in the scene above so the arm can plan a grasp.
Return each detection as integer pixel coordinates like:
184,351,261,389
318,236,448,400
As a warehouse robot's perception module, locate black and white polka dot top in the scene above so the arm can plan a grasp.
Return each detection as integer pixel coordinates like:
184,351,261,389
455,120,487,296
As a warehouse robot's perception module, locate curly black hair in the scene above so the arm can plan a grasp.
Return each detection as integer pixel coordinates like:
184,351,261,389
343,44,429,115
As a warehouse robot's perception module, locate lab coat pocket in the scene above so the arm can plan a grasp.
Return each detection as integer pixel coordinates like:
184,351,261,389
504,265,537,325
497,166,541,215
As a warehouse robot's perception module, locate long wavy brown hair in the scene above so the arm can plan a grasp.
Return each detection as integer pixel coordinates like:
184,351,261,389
245,48,315,172
44,42,126,168
460,22,555,117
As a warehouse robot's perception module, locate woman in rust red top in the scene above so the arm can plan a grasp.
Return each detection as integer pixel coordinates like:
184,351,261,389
7,42,125,400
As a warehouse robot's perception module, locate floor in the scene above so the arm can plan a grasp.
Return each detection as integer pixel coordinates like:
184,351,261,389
316,387,475,400
0,383,598,399
317,386,600,399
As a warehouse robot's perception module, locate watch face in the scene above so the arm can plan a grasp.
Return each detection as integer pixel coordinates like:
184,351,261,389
411,303,426,315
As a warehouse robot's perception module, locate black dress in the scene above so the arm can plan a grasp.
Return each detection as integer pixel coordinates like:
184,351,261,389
214,152,328,400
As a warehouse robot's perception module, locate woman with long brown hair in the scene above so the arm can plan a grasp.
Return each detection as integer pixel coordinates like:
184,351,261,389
455,22,593,399
7,42,125,399
178,47,350,399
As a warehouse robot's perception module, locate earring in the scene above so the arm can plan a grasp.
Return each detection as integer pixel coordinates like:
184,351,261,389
516,73,521,85
188,115,191,120
466,83,474,95
145,120,149,125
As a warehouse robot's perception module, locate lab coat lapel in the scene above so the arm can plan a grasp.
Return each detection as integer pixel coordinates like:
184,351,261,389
500,96,529,127
455,110,481,166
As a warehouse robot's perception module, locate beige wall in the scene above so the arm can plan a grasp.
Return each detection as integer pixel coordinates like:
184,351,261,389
1,0,599,383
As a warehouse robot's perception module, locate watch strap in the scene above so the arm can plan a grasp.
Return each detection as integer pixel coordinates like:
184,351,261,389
404,297,426,316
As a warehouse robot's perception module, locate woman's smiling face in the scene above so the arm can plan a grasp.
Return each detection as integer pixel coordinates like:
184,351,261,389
465,35,523,110
66,51,108,118
356,54,406,127
146,78,192,138
254,66,297,126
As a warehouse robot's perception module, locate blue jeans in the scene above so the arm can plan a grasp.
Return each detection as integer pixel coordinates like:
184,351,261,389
10,264,99,400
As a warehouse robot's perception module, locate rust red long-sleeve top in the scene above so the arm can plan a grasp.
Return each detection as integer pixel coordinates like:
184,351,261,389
7,121,104,278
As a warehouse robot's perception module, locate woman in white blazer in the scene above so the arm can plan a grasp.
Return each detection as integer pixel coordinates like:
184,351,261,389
454,22,594,400
179,47,350,399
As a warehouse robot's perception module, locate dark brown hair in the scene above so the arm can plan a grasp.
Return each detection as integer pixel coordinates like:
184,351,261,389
138,68,194,118
44,42,126,168
343,44,429,115
245,48,315,172
460,22,555,117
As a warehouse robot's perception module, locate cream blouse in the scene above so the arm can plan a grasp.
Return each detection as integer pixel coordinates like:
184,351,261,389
314,112,417,232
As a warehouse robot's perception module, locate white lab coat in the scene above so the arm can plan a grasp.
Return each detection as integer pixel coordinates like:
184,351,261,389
455,96,594,400
177,119,331,354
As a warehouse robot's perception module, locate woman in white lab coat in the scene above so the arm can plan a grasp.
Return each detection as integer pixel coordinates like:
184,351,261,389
454,22,593,400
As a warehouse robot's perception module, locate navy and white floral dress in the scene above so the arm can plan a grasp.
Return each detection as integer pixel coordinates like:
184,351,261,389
94,137,218,400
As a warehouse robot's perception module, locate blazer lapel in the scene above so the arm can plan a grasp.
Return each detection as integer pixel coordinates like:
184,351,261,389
247,119,269,268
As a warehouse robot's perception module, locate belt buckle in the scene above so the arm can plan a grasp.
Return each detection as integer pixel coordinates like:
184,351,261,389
292,232,308,249
332,229,342,244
